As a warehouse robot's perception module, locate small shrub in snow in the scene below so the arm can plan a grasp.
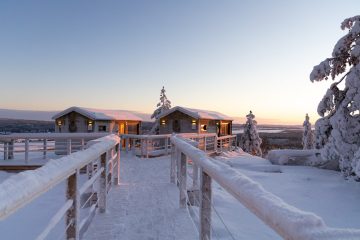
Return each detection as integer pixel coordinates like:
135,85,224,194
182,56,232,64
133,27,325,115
310,15,360,178
239,111,262,157
302,114,314,150
150,86,172,134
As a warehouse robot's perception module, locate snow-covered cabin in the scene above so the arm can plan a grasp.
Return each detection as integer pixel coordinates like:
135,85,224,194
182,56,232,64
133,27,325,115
52,106,143,135
158,106,233,136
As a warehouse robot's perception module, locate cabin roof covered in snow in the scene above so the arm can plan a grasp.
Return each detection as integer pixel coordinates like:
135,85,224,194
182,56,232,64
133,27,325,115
158,106,233,121
52,106,145,121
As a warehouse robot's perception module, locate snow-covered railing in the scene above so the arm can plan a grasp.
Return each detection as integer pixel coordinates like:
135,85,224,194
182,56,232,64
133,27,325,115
0,133,109,163
120,133,231,158
170,135,360,240
0,134,120,240
216,135,237,153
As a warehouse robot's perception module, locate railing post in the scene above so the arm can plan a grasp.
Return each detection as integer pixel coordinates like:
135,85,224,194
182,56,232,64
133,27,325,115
165,137,169,155
193,163,199,188
200,169,212,240
214,137,217,153
99,152,108,213
179,152,187,208
141,139,144,158
43,139,47,159
66,170,80,240
4,142,8,160
170,143,176,184
176,147,181,187
146,137,149,159
204,137,207,152
8,140,14,159
131,138,136,155
114,143,120,185
25,139,29,163
125,137,129,154
67,139,72,155
81,138,85,151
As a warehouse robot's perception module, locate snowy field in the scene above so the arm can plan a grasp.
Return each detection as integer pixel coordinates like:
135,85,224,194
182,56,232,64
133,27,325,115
211,151,360,239
1,151,360,239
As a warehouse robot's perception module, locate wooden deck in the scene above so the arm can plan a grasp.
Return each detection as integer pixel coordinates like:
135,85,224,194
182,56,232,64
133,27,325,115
84,155,198,240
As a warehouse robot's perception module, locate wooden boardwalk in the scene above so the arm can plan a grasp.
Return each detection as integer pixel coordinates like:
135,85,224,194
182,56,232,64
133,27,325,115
84,155,197,240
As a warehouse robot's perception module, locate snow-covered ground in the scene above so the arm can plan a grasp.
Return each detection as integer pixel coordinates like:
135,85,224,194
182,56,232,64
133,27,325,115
1,151,360,239
212,150,360,239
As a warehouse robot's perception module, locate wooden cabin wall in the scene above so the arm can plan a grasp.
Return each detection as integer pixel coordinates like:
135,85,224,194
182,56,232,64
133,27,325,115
159,110,198,134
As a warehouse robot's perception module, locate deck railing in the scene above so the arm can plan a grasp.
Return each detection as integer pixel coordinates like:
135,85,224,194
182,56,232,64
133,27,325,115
0,134,120,240
0,133,109,163
170,134,360,240
120,133,236,158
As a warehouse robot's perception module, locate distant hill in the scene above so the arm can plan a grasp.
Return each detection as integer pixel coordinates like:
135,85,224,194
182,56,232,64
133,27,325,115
0,109,57,121
0,118,54,133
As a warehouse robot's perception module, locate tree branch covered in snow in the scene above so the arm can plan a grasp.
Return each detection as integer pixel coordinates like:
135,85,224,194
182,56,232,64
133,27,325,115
311,15,360,178
239,111,262,157
150,86,172,134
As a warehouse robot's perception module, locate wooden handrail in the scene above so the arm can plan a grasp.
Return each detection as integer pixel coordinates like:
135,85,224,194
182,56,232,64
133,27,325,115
0,134,121,240
170,135,360,240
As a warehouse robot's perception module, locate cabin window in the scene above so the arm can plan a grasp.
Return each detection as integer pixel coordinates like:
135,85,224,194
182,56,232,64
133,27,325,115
220,123,229,136
98,125,107,132
201,124,207,131
191,120,197,130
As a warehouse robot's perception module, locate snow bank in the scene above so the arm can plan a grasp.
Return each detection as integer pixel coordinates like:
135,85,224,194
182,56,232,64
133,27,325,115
266,149,339,170
215,149,282,173
171,135,360,239
0,134,119,220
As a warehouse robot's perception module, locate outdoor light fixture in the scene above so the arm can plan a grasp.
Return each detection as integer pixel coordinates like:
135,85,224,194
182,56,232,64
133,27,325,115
161,119,166,125
191,120,196,125
57,120,62,126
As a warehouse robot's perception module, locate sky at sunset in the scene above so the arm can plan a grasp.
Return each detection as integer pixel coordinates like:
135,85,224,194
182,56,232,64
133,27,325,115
1,1,359,124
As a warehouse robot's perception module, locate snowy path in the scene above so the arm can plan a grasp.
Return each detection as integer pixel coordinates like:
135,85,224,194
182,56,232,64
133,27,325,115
84,155,197,240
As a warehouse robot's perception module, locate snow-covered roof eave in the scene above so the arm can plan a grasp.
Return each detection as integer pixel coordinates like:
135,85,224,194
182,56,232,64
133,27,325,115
157,106,233,121
52,106,143,121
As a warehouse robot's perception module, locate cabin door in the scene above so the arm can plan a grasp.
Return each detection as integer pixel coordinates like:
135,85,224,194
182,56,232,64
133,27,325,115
119,123,126,147
119,123,125,134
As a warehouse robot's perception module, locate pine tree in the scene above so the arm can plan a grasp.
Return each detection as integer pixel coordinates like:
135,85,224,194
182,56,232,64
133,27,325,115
310,15,360,178
239,111,262,157
150,86,171,134
302,113,314,150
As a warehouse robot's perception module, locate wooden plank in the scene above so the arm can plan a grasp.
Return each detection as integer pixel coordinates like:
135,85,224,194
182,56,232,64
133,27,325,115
99,152,107,213
200,170,212,240
114,143,120,185
179,152,187,208
66,171,79,239
170,143,176,184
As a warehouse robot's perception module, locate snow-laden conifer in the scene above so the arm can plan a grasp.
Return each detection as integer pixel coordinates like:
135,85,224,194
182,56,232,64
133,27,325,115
310,15,360,177
150,86,171,134
239,111,262,157
302,114,314,150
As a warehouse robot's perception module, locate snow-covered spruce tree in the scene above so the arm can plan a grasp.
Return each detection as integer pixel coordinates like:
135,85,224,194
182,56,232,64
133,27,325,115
302,113,314,149
150,86,171,134
239,111,262,157
310,15,360,178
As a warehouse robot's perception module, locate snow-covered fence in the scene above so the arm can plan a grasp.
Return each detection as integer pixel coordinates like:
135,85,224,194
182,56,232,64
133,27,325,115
120,134,172,158
216,135,237,153
170,135,360,240
121,133,233,158
0,134,120,240
0,133,109,163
